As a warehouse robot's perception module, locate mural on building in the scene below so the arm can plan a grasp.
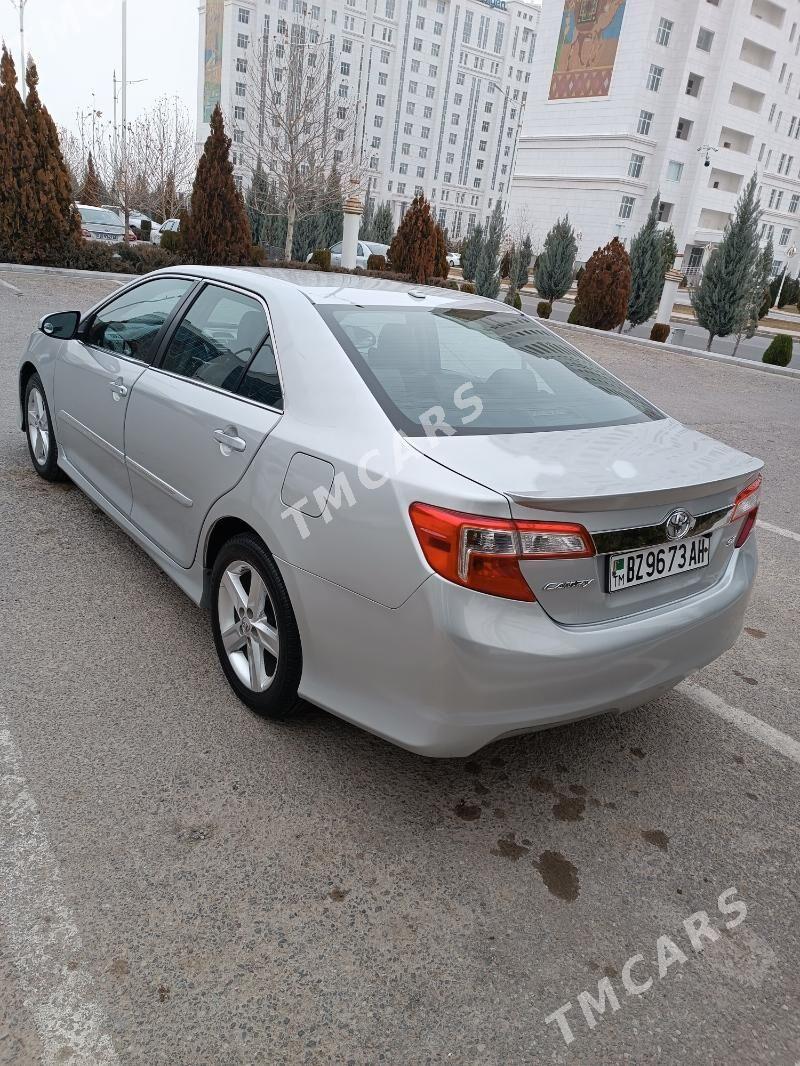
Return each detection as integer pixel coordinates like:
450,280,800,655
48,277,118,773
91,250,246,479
549,0,627,100
203,0,224,122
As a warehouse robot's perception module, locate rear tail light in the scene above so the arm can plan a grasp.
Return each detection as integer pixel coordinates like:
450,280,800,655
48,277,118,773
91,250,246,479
409,503,595,602
730,474,761,548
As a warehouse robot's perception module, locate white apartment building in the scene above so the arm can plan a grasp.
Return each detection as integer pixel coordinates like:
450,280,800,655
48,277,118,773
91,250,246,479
508,0,800,277
197,0,540,238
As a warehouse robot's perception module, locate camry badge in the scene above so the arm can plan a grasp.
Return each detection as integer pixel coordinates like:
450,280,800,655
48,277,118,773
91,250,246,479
665,509,695,541
543,579,595,591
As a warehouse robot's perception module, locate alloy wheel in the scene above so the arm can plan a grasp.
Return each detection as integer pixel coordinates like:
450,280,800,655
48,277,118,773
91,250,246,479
217,560,280,692
27,386,50,466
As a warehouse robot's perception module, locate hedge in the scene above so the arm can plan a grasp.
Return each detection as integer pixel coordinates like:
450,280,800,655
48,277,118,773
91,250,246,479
762,334,793,367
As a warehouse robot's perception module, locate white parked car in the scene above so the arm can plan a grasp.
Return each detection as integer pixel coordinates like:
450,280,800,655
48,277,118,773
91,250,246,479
101,205,162,243
76,204,136,244
153,218,181,246
308,241,390,269
446,252,461,268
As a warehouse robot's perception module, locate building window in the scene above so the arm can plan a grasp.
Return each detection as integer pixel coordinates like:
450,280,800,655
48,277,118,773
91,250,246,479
371,136,381,148
374,115,383,127
656,17,673,46
790,194,800,214
376,93,385,106
444,171,452,183
233,129,244,144
666,160,684,182
647,65,664,92
342,38,352,53
235,82,246,97
628,152,645,178
234,105,246,120
780,227,792,247
399,162,408,174
237,33,249,49
657,202,673,223
637,109,654,136
238,7,250,23
619,195,635,220
760,223,775,241
675,118,693,141
685,73,703,98
236,57,248,73
696,27,714,52
417,166,425,177
341,62,350,75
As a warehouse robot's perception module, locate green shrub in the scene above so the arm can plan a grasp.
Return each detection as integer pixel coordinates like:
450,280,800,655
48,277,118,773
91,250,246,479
567,305,584,325
762,334,793,367
309,247,331,270
512,291,522,310
115,242,179,274
160,229,182,254
366,253,386,271
444,278,459,289
650,323,670,343
460,281,475,294
537,300,552,319
249,244,267,266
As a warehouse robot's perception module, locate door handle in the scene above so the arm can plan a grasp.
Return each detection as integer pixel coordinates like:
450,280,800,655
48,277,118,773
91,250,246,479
213,427,247,453
109,380,128,399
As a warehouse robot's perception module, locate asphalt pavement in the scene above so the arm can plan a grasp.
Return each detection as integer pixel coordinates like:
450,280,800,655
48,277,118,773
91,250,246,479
1,269,799,1065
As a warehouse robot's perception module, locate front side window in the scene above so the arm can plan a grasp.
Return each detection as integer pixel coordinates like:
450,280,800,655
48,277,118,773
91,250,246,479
86,277,193,362
319,307,662,436
160,285,270,395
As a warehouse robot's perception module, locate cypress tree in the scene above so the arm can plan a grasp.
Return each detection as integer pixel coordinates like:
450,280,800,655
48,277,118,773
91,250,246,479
316,165,344,251
360,195,374,242
474,200,504,299
372,201,394,245
78,152,103,207
657,225,678,280
434,223,449,278
573,238,631,331
0,47,38,262
460,222,483,282
514,233,532,290
388,194,437,282
691,174,762,350
246,158,269,245
733,239,773,355
182,104,251,265
534,215,577,310
625,193,664,330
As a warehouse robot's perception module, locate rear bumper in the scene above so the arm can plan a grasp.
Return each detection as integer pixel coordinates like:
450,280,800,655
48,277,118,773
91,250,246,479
282,538,757,757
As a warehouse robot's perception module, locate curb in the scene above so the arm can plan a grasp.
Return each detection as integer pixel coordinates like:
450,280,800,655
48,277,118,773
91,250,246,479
546,319,800,380
0,263,127,283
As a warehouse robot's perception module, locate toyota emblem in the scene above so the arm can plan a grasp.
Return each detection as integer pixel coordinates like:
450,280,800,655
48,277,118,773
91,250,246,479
665,509,695,541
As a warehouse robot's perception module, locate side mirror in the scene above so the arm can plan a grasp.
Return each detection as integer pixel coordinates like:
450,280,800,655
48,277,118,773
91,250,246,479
40,311,81,340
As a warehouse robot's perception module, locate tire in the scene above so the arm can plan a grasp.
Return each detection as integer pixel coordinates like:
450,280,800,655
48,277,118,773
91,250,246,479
24,373,64,481
210,533,303,719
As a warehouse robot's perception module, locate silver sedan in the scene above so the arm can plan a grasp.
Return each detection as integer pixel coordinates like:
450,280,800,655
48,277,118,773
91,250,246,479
18,268,762,756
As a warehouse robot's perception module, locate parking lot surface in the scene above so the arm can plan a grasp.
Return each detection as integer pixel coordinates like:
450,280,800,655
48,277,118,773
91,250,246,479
1,269,799,1065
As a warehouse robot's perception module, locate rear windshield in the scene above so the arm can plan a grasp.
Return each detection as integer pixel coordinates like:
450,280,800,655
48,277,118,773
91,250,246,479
319,306,663,436
79,207,122,226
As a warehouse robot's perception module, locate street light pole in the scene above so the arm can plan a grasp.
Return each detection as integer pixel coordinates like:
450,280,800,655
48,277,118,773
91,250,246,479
121,0,128,232
8,0,29,101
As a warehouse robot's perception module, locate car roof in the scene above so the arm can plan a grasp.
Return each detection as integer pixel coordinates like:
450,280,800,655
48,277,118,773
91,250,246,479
156,264,508,311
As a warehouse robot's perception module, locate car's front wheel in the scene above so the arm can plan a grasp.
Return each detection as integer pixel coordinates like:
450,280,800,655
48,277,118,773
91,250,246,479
24,373,64,481
210,533,303,719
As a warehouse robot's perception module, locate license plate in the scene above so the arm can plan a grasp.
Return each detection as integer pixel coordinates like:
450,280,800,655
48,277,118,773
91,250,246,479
608,535,711,593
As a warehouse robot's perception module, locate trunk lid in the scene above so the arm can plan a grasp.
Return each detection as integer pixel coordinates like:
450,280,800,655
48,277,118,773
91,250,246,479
409,419,763,624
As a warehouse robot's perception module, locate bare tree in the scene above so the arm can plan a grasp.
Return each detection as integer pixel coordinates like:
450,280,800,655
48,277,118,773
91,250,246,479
92,95,196,222
241,18,365,258
57,124,83,198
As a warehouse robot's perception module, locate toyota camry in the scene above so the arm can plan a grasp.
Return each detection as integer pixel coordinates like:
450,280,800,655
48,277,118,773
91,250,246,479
18,268,762,755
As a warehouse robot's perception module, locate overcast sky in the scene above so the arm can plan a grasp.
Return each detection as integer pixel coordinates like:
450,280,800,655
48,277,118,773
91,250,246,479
0,0,198,135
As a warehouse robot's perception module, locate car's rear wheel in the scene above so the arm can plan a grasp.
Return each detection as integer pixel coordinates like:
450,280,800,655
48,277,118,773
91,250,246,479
24,373,64,481
210,533,303,719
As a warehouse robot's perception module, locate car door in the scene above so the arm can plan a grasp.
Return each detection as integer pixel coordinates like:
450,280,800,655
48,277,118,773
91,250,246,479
54,275,195,515
123,282,284,567
330,241,343,266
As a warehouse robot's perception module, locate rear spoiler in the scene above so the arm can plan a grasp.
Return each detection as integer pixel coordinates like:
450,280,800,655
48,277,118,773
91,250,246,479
507,465,764,514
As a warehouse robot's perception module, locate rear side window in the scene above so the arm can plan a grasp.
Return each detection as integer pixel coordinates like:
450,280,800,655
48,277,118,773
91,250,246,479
319,306,663,436
85,277,193,362
238,339,282,409
160,284,269,394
